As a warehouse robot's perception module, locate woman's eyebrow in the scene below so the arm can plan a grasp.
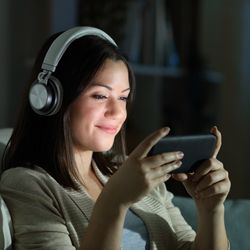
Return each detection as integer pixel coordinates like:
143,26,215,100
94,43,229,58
91,83,130,93
122,87,130,93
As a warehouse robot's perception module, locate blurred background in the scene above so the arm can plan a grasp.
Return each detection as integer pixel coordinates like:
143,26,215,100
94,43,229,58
0,0,249,198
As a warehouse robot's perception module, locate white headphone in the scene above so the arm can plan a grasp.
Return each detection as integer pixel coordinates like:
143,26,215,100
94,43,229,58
29,26,117,116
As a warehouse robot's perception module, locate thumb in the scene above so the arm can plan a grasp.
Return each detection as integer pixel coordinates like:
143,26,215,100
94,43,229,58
171,173,189,182
210,126,222,159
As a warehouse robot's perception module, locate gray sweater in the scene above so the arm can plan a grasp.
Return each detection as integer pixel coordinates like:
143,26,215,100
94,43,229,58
0,164,195,250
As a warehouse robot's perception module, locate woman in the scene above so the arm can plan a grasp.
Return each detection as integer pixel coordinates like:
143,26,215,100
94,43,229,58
0,26,230,250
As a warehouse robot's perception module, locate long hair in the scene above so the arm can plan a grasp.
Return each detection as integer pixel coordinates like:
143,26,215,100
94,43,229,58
3,31,136,190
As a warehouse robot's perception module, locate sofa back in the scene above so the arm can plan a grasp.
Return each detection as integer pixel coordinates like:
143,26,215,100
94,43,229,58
0,128,12,172
174,195,250,250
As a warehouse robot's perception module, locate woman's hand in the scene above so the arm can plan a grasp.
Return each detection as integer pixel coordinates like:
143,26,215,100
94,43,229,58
85,127,182,250
103,127,183,208
172,127,231,212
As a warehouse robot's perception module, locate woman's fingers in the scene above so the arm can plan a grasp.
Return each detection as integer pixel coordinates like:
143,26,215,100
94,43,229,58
150,160,182,180
195,176,230,199
210,126,222,159
194,169,229,194
131,153,183,183
172,173,190,182
142,151,184,169
190,159,231,199
191,158,223,182
130,127,170,158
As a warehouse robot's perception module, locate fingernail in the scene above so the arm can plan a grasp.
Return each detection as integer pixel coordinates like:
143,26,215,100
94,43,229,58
164,174,171,181
177,152,184,158
211,126,217,132
173,161,182,169
162,127,170,133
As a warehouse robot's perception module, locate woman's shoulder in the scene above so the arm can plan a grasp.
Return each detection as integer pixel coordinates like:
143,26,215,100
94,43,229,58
1,166,48,181
0,166,59,193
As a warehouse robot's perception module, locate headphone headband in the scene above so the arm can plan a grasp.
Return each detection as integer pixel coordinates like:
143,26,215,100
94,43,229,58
29,26,117,116
42,26,117,72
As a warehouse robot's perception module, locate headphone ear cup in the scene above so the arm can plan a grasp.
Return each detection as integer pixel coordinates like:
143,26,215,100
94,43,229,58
46,76,63,116
29,76,63,116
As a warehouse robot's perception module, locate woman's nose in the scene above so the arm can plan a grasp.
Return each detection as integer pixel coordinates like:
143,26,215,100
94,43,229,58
105,99,126,119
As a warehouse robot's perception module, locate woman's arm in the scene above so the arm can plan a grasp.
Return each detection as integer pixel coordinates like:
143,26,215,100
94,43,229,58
195,205,228,250
80,127,185,250
0,168,76,250
173,127,231,250
79,188,129,250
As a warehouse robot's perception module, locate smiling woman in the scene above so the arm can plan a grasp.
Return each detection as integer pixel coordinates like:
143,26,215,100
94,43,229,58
2,27,136,189
0,26,230,250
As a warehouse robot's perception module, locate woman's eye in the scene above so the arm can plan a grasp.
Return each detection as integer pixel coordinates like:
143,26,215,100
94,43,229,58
119,96,129,102
92,94,107,100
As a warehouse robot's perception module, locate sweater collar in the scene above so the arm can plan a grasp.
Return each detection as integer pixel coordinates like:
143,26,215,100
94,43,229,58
65,160,109,220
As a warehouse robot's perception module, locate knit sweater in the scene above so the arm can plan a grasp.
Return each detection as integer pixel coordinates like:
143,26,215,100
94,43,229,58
0,163,196,250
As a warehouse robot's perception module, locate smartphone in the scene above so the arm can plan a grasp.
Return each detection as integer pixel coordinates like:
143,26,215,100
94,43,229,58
148,134,216,173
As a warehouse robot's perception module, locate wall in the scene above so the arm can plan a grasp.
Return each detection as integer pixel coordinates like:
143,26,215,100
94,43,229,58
0,0,77,127
200,0,250,198
0,0,10,127
0,0,249,198
0,1,51,127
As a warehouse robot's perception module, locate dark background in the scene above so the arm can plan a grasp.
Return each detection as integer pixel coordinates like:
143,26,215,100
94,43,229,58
0,0,249,198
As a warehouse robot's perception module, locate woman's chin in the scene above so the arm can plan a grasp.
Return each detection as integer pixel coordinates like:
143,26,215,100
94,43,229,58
93,142,114,152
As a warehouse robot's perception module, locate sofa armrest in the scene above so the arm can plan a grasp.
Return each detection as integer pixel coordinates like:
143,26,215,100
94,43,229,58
0,128,12,172
0,197,13,250
0,128,12,145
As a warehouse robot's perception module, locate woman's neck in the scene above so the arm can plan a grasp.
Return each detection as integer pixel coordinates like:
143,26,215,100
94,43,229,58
74,149,93,177
74,149,103,201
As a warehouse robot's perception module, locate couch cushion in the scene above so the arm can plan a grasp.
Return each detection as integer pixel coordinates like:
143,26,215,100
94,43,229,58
173,196,250,250
0,128,13,249
0,197,12,250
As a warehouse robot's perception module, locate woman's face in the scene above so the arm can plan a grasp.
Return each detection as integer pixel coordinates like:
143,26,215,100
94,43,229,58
70,59,130,152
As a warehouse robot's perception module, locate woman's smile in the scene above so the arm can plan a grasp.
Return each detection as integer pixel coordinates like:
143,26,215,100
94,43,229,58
95,125,119,135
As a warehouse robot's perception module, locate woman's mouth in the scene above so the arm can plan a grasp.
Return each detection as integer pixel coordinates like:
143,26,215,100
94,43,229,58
96,125,118,135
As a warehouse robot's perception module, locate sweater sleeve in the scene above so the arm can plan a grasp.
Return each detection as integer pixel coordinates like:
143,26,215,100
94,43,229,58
0,167,76,250
156,183,196,250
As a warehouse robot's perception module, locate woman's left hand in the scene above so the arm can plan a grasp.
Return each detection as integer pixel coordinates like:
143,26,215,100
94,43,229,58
172,127,231,212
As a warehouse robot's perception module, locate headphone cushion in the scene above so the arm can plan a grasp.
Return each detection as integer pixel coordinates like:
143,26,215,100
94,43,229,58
47,76,63,115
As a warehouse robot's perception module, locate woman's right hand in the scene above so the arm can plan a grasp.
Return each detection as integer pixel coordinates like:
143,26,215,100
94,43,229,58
103,127,184,208
84,127,183,250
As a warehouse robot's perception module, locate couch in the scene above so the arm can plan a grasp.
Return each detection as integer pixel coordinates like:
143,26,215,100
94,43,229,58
0,128,13,250
0,128,250,249
173,196,250,250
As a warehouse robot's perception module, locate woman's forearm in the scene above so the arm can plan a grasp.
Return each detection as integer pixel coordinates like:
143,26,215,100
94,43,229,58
194,205,229,250
79,189,129,250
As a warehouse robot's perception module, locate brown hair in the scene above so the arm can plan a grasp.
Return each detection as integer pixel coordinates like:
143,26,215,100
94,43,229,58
3,31,136,190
